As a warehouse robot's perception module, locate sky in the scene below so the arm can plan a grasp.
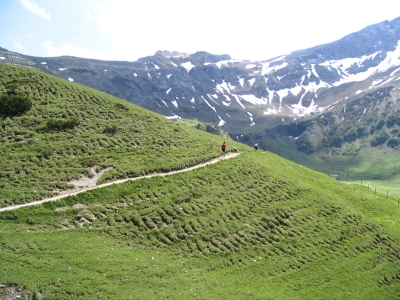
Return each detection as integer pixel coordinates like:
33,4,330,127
1,0,399,62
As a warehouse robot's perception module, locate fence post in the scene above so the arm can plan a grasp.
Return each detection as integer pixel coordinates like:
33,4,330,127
361,180,362,186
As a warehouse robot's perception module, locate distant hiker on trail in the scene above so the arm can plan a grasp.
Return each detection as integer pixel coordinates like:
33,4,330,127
254,143,258,151
221,142,226,157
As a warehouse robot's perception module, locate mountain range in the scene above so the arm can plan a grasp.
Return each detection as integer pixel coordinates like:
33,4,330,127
2,16,400,177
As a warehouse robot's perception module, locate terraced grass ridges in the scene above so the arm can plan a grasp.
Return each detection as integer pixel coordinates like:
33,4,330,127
1,153,400,299
0,63,245,207
0,63,399,299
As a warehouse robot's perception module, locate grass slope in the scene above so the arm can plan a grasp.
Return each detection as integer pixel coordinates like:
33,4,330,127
1,152,399,299
0,64,245,207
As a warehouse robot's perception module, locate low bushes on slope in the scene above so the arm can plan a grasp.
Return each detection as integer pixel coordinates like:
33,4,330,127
0,153,399,299
0,64,247,207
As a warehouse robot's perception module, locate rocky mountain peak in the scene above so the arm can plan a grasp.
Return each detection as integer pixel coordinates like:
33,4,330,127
155,50,189,58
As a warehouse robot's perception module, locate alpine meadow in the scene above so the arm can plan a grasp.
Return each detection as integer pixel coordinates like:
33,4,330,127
0,63,400,299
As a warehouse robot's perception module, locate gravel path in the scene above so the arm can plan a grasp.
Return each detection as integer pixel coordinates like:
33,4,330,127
0,153,240,213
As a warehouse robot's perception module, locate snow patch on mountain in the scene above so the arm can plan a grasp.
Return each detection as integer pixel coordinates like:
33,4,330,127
311,64,319,78
390,67,400,77
264,107,278,115
218,115,226,126
215,59,240,69
321,41,400,86
232,94,245,109
202,96,217,113
261,56,288,75
246,64,257,69
207,94,220,106
216,81,231,94
181,61,195,72
247,112,255,126
240,94,267,105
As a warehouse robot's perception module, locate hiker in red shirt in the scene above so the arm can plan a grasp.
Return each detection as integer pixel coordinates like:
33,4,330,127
221,142,226,157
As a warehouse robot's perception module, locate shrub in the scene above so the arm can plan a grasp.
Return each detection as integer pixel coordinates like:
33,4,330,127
357,126,367,138
0,94,32,117
370,130,389,146
386,114,398,128
39,148,52,159
296,139,314,154
387,137,400,148
103,125,118,135
46,118,80,131
329,136,343,148
375,119,385,131
344,129,357,142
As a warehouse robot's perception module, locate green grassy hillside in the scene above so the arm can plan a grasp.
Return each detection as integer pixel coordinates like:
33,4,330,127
1,64,400,299
0,64,245,207
1,152,399,299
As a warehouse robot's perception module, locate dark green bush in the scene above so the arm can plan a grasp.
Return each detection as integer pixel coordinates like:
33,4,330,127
387,137,400,148
46,118,80,131
205,124,219,135
329,136,343,148
357,126,368,138
296,139,314,154
103,125,118,135
386,114,398,128
0,94,32,117
370,130,390,146
375,119,385,131
344,129,357,142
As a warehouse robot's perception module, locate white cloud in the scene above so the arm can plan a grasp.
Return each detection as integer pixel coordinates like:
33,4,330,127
13,41,25,50
19,0,51,21
43,40,105,59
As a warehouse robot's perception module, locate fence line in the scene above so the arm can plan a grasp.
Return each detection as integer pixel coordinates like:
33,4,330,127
347,180,400,209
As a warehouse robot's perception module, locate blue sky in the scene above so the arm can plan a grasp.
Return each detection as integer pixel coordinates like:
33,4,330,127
1,0,399,62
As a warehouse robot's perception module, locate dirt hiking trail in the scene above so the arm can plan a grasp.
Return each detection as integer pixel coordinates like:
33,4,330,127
0,153,240,213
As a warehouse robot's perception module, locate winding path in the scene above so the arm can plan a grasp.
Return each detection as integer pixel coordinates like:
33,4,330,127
0,153,240,213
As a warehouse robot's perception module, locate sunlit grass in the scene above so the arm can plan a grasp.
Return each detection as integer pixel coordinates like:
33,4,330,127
1,153,400,299
0,64,247,207
1,64,400,299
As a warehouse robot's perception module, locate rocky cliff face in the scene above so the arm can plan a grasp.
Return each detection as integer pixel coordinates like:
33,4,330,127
1,17,400,139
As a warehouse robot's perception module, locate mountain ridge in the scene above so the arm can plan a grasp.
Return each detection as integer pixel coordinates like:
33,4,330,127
2,17,400,133
2,16,400,178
